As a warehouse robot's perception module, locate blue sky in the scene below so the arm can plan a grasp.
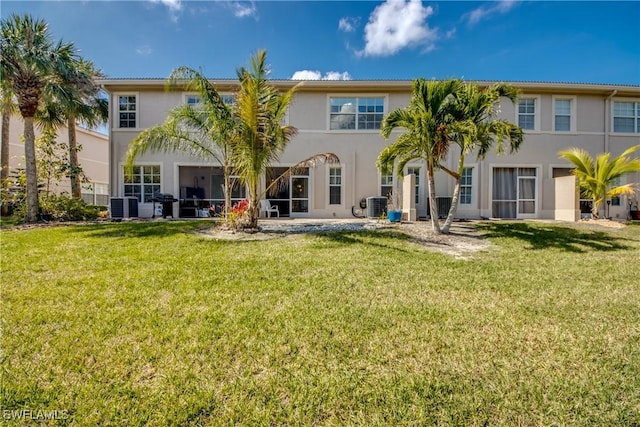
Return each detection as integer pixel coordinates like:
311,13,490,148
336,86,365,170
3,1,640,84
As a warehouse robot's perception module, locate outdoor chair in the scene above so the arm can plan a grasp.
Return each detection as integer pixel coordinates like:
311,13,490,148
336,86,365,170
259,199,279,218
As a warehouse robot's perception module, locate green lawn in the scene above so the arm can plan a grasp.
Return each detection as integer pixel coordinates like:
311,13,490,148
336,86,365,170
1,221,639,426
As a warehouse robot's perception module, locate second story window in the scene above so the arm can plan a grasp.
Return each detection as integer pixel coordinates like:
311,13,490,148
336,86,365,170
330,97,384,130
518,98,536,131
613,101,640,133
118,95,137,128
185,94,201,106
554,98,573,132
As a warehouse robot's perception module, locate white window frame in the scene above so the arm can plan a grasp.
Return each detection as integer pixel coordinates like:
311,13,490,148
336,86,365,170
406,166,421,206
380,172,394,198
184,93,202,106
460,166,473,205
121,163,162,204
612,99,640,134
515,96,540,132
552,96,576,133
328,166,343,206
490,164,540,219
115,93,139,129
327,95,387,131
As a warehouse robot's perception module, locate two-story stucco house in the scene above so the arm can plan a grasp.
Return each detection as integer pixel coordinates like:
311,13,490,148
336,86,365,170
97,78,640,220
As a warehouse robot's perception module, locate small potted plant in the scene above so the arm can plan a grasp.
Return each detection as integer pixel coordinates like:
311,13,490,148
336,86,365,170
386,191,402,222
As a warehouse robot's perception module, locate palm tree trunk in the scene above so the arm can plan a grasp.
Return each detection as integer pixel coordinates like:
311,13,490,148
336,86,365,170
23,116,39,222
426,159,441,234
442,155,465,234
1,102,10,216
223,164,232,219
68,117,82,199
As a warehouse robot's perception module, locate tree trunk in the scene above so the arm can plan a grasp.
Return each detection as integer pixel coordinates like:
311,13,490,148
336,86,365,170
426,159,441,234
1,102,10,216
441,155,465,234
223,164,232,219
23,116,39,222
68,117,82,199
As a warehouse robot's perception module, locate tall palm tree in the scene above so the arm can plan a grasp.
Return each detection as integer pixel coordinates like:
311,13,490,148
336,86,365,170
558,145,640,219
126,66,236,217
440,82,523,233
1,84,16,216
1,14,77,222
377,78,464,234
50,59,108,199
231,50,302,229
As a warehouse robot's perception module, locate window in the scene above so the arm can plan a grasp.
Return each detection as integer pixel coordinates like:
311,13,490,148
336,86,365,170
460,167,473,205
517,98,536,130
330,97,384,130
329,167,342,205
118,95,137,128
554,97,573,132
82,182,109,205
124,165,160,203
610,176,621,206
407,167,420,205
613,101,640,133
380,173,393,198
185,94,201,105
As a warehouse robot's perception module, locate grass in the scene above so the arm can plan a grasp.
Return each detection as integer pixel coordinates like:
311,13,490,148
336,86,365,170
1,220,639,426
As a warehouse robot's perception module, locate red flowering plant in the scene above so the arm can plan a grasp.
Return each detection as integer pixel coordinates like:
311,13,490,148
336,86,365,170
227,199,250,229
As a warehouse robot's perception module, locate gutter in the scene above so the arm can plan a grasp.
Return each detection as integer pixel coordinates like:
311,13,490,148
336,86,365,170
604,90,618,152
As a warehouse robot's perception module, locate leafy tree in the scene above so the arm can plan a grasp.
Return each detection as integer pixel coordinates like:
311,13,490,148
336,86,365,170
0,14,78,222
558,145,640,219
440,83,523,233
377,78,464,234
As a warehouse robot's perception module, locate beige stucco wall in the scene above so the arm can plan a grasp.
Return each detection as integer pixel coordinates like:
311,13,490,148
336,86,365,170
7,115,108,198
103,80,640,220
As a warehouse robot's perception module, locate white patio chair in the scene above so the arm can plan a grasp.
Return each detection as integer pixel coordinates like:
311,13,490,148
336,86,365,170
259,199,280,218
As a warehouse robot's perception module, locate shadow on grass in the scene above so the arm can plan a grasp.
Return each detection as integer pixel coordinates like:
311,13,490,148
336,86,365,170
311,229,420,254
69,220,206,239
476,221,633,253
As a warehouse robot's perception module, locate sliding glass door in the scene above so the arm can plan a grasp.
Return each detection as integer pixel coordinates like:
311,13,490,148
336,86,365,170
492,167,537,218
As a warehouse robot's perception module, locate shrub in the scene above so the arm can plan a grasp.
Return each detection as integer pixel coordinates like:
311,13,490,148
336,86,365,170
39,194,100,221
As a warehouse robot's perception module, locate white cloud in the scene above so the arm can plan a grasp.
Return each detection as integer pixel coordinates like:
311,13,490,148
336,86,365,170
149,0,182,22
136,45,153,56
465,0,519,26
360,0,438,57
338,17,358,33
445,27,456,39
231,1,257,19
291,70,352,81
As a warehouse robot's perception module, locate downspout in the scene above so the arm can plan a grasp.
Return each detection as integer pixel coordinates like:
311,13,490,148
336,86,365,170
604,90,618,153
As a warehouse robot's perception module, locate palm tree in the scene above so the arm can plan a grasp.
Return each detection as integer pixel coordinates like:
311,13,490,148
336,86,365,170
377,78,464,234
1,14,77,222
1,84,16,216
231,50,304,229
558,145,640,219
440,83,523,233
50,59,108,199
126,66,236,217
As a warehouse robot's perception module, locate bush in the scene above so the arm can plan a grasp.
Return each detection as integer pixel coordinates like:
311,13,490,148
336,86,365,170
39,194,101,221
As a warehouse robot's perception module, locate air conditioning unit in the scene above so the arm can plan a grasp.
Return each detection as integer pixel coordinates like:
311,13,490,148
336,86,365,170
366,196,387,218
426,197,453,219
110,197,139,218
